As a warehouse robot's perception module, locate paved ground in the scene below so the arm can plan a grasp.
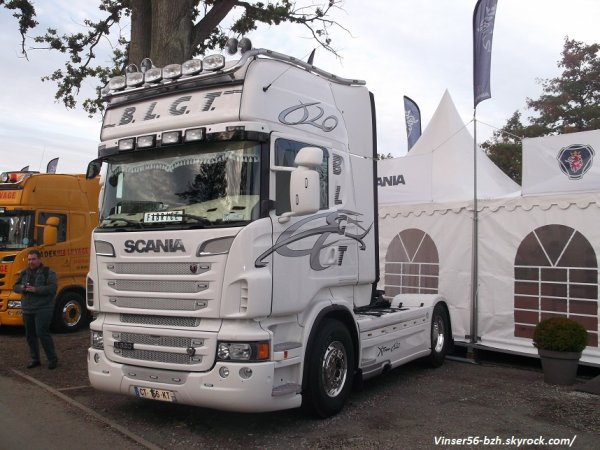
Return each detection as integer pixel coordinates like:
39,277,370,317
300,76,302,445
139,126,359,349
0,373,146,450
0,326,599,449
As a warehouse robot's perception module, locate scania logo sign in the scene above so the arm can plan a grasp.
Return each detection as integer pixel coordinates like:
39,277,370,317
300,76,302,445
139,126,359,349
377,175,405,187
124,239,186,253
557,144,595,180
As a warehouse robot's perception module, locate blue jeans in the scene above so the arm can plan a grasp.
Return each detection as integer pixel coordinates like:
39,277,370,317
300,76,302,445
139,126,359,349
23,309,57,364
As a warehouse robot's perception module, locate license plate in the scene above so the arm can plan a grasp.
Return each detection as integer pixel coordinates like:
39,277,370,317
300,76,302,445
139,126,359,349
134,386,176,402
114,341,134,350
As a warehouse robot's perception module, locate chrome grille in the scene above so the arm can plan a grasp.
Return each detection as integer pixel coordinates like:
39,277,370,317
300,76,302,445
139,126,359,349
118,332,196,348
107,262,210,276
109,296,207,311
119,349,198,365
120,314,200,327
109,279,207,293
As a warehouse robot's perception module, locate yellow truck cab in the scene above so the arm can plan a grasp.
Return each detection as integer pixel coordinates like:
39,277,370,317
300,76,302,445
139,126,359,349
0,171,99,332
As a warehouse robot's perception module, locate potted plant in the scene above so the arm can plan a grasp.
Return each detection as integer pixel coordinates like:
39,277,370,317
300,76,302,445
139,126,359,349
533,317,588,386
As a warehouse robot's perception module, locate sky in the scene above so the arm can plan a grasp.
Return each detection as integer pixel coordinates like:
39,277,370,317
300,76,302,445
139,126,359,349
0,0,599,174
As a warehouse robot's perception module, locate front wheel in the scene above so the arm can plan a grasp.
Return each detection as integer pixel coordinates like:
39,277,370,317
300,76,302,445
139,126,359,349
302,319,354,418
426,304,451,367
52,292,87,333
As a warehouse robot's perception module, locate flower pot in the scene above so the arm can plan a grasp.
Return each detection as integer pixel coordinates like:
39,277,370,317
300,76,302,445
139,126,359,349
538,348,581,386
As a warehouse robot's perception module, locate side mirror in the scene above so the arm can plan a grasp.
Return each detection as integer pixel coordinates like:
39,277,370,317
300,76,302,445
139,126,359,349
41,216,59,247
289,147,322,216
86,159,102,179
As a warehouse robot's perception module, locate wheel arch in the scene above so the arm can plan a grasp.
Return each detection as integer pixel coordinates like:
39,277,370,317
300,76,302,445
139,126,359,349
55,284,86,304
433,299,454,347
301,305,359,384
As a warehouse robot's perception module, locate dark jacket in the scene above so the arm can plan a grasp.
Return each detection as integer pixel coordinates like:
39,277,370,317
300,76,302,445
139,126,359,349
13,264,58,313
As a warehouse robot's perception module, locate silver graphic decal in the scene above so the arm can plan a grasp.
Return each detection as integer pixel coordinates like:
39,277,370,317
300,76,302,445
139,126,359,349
255,210,372,271
278,102,338,132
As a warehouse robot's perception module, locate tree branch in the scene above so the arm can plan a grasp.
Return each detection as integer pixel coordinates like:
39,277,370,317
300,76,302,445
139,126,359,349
191,0,237,49
1,0,38,58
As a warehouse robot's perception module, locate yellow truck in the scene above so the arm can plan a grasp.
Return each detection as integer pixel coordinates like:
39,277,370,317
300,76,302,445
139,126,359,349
0,170,99,332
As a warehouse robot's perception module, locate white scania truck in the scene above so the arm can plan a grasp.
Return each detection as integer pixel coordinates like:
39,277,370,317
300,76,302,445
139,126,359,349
86,46,452,417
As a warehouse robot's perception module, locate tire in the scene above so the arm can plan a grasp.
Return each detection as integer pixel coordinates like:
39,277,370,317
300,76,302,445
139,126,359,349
302,319,354,418
426,304,450,368
52,292,87,333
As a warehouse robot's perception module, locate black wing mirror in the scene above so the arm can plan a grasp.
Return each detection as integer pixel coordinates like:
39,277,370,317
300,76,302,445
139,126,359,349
86,159,102,179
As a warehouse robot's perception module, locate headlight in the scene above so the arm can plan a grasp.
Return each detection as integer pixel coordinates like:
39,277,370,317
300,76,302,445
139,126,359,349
7,300,21,309
91,331,104,349
94,240,115,257
216,341,270,362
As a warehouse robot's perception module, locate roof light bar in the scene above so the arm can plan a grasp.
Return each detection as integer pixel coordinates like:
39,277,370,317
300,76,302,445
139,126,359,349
0,172,29,183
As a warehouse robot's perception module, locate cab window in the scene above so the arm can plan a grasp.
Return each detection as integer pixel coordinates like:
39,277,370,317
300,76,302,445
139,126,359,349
37,212,67,244
273,138,329,215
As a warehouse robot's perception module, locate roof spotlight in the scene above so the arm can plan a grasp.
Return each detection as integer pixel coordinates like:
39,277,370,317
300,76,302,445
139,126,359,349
125,64,139,73
239,38,252,54
140,58,153,73
225,38,239,55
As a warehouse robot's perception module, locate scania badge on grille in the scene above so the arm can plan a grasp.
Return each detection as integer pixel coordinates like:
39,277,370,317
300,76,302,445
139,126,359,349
186,347,196,357
190,264,198,274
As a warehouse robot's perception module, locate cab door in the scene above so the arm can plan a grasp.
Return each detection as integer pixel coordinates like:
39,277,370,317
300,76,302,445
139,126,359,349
36,211,70,285
265,134,359,316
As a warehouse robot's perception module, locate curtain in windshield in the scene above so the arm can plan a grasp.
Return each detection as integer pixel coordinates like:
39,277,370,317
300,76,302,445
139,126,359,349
100,141,261,228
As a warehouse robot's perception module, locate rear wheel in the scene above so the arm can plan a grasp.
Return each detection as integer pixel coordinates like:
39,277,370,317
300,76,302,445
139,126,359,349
52,292,87,333
426,304,450,367
303,319,354,418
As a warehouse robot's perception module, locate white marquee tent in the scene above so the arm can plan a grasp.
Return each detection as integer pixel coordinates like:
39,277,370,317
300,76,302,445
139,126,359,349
377,90,520,205
377,93,600,365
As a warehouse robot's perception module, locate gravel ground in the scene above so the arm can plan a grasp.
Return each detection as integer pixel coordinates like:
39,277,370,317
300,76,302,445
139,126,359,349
1,326,599,449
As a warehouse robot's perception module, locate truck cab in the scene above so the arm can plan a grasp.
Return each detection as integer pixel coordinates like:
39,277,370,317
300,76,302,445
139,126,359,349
0,171,100,331
87,47,451,417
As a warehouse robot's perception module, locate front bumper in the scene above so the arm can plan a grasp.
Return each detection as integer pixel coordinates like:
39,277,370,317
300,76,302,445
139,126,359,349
0,291,24,326
88,348,302,412
0,309,24,326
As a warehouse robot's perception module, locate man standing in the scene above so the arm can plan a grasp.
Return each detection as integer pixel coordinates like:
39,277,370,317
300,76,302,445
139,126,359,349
13,249,59,369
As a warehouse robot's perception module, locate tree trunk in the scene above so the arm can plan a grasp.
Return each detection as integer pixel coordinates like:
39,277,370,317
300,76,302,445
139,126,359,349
150,0,195,66
129,0,153,66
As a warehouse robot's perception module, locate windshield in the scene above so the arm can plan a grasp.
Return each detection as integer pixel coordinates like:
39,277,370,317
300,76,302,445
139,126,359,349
0,211,35,250
99,141,262,230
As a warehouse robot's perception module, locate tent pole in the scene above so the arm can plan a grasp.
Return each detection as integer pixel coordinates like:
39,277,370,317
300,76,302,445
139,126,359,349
470,108,479,349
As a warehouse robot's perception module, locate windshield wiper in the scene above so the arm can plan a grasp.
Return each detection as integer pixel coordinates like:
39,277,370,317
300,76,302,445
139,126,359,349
101,216,144,229
178,213,212,225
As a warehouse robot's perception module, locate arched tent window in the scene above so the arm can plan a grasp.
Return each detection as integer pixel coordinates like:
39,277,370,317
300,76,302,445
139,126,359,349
514,224,598,347
384,228,439,298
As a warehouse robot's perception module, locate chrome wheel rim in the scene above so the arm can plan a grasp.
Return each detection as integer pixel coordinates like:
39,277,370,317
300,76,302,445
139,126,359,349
63,300,82,327
433,315,445,353
321,341,347,397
